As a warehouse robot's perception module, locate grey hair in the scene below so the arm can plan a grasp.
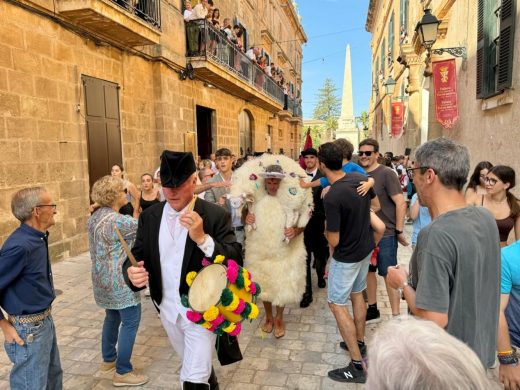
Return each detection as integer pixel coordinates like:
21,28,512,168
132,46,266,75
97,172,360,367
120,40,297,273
414,137,469,191
11,187,46,223
366,317,500,390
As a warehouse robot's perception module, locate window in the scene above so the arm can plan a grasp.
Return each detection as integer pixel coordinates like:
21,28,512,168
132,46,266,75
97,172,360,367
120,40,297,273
400,0,409,43
477,0,516,98
388,12,395,63
380,39,386,77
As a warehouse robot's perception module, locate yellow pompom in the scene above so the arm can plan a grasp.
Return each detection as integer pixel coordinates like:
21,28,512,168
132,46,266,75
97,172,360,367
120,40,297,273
201,321,212,329
214,255,225,264
222,322,237,333
186,271,197,287
224,294,240,311
243,276,252,292
203,306,220,322
248,303,259,319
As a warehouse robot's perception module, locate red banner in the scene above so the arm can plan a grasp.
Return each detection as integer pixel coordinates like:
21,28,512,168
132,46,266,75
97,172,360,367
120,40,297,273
391,102,404,138
432,59,459,129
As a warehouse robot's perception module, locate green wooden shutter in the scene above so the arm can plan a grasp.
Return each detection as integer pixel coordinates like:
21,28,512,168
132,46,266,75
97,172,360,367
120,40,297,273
476,0,486,97
389,13,395,61
497,0,516,89
381,39,386,77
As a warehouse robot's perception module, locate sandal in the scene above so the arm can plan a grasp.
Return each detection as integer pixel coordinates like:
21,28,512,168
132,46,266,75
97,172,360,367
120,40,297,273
274,318,285,338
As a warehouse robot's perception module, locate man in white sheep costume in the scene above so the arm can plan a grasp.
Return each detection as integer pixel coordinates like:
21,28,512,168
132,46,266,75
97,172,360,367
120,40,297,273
230,154,313,338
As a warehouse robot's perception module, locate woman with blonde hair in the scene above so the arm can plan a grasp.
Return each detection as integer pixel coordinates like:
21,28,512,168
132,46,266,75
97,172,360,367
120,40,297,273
87,175,148,387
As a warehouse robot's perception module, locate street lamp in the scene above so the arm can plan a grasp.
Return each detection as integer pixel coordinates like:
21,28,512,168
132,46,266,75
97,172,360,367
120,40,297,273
415,9,440,50
415,9,467,77
383,76,397,96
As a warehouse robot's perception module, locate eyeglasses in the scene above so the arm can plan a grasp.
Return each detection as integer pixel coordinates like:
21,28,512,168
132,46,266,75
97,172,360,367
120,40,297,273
35,204,57,210
484,177,498,185
358,151,375,157
406,167,436,174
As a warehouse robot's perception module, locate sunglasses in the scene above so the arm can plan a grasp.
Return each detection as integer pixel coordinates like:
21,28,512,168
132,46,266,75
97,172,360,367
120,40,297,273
358,151,375,157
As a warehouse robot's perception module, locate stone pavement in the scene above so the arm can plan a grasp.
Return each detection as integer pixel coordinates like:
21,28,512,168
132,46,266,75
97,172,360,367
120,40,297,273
0,230,414,390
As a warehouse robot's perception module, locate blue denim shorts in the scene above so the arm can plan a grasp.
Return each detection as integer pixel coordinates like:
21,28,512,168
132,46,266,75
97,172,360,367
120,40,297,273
369,235,398,277
327,252,371,305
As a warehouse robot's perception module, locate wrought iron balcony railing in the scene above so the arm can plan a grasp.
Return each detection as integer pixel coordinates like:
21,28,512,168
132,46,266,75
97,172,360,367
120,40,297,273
111,0,161,28
284,96,302,117
185,20,285,106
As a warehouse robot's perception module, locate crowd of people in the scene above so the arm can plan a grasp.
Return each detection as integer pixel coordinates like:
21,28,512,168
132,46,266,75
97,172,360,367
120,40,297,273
183,0,298,101
1,136,519,389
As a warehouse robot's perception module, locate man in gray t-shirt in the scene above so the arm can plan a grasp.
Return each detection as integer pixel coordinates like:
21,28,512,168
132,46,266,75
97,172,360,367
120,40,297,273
409,206,500,367
387,138,500,369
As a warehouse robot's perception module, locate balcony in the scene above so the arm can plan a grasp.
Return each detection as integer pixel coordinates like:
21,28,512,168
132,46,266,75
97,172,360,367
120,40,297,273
285,97,303,123
58,0,161,47
185,20,285,113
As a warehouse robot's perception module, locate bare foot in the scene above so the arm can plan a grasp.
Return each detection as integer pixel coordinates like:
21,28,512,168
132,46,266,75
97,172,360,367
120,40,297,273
274,318,285,338
261,319,273,333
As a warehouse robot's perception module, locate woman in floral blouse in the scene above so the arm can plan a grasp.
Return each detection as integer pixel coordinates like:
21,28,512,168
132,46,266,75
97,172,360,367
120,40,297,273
87,175,148,387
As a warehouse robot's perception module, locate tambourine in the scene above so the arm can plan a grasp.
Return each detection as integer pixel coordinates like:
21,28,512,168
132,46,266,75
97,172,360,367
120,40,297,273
181,255,261,336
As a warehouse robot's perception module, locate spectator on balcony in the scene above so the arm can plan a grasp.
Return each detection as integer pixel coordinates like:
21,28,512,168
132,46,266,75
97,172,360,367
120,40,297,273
221,18,232,38
246,46,257,62
207,8,220,55
183,0,192,21
265,61,272,77
187,0,209,55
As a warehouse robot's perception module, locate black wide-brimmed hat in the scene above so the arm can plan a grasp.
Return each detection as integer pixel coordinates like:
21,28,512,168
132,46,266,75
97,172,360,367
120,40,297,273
301,147,318,157
160,151,197,188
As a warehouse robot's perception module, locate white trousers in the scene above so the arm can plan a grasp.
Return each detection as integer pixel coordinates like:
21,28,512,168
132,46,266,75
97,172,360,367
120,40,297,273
160,314,216,384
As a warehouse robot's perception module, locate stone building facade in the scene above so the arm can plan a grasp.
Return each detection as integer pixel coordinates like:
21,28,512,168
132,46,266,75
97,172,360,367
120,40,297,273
366,0,519,184
0,0,306,259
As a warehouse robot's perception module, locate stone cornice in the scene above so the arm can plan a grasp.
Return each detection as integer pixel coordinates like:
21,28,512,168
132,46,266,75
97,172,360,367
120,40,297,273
365,0,378,32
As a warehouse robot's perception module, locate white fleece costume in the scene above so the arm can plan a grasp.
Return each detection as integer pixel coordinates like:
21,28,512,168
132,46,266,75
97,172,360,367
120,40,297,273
231,154,313,306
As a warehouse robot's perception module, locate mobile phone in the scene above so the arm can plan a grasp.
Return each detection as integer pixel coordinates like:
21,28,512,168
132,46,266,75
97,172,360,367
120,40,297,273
404,148,411,156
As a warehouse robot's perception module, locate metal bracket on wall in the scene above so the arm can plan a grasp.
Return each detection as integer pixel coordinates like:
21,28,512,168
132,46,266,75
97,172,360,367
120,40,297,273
431,47,467,60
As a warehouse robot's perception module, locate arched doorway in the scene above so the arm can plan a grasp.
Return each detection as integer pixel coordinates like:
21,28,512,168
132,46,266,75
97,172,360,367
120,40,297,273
239,110,254,156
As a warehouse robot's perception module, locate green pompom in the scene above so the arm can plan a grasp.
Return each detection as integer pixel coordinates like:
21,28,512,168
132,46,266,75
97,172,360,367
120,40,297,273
221,320,231,329
235,272,245,289
220,288,233,306
254,282,261,296
181,294,190,308
241,302,252,319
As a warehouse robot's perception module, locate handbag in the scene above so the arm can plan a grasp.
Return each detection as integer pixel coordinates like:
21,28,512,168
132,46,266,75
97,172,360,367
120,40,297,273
216,333,243,366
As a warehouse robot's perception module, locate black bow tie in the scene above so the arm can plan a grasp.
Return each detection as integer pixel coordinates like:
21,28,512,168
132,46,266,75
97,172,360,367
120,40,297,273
307,172,314,177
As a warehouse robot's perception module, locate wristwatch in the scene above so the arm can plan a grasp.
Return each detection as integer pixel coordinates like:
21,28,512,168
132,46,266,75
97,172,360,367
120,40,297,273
395,229,403,235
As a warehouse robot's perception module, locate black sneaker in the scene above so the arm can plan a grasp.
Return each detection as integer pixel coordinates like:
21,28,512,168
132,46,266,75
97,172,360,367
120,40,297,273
366,306,381,324
339,341,367,357
327,362,366,383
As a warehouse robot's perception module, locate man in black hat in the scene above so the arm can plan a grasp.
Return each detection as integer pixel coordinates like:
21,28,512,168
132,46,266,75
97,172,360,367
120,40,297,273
124,151,242,390
300,147,329,308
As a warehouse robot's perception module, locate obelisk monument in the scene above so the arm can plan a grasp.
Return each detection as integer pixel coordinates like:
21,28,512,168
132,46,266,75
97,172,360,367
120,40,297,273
335,45,359,143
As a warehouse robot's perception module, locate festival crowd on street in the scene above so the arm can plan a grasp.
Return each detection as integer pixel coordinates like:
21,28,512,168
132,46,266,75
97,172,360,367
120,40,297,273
1,137,520,390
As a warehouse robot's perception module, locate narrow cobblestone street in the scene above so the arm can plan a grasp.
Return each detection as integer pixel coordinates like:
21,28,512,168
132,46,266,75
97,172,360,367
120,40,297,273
0,229,413,390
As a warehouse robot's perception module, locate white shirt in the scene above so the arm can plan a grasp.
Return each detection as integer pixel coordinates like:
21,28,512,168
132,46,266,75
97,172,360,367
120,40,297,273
183,9,192,21
306,168,318,178
246,49,255,61
190,4,208,20
158,202,215,323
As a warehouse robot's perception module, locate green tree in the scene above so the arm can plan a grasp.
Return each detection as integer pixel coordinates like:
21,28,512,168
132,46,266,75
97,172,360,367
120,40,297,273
300,124,325,147
358,111,370,139
312,79,341,139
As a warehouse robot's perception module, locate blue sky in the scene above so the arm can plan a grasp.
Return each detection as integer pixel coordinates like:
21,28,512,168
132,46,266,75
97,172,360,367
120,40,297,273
297,1,372,119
